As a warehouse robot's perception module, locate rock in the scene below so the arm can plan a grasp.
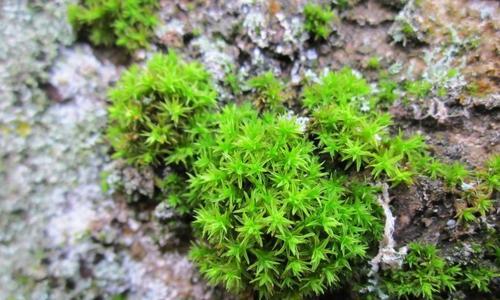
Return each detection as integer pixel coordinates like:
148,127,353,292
154,202,178,222
446,219,457,228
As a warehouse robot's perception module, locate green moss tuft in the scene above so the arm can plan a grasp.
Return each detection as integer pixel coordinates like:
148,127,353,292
189,103,383,298
405,79,432,100
303,3,335,40
303,68,370,109
106,52,498,298
107,52,216,212
482,154,500,192
366,56,381,70
380,243,499,299
304,68,427,186
68,0,158,52
382,243,461,299
247,72,286,112
107,51,216,166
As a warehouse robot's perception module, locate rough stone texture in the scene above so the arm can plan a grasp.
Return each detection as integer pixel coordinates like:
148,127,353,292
1,0,499,299
0,2,217,299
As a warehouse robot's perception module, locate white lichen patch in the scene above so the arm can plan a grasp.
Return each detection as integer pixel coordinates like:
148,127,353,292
0,4,214,296
49,45,119,101
191,36,234,82
46,185,102,246
283,110,310,133
103,160,156,199
155,18,185,39
389,0,429,46
243,8,269,48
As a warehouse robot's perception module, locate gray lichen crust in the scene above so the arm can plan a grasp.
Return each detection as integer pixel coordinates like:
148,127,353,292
0,2,215,300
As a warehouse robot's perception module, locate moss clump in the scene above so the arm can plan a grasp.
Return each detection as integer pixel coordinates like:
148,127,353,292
106,52,498,299
366,56,381,70
417,154,498,223
401,21,417,40
404,79,432,100
377,79,399,104
454,155,498,223
482,154,500,192
107,52,216,211
303,68,371,108
380,243,499,299
107,52,216,166
186,68,440,299
224,66,242,96
189,103,383,299
304,68,428,186
68,0,158,52
382,243,462,299
304,3,335,40
247,72,286,112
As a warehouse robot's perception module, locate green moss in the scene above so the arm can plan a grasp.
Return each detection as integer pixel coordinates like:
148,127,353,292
454,154,499,223
382,243,461,299
303,68,371,109
405,79,432,99
447,68,459,79
377,79,398,104
247,72,285,112
107,51,216,166
224,66,242,95
189,103,384,299
379,243,499,299
483,154,500,191
463,267,498,293
304,69,427,186
304,3,335,40
68,0,158,52
465,35,481,50
366,56,381,70
106,52,497,299
107,51,216,212
187,69,443,298
401,21,417,40
100,171,110,193
466,82,480,96
442,162,469,187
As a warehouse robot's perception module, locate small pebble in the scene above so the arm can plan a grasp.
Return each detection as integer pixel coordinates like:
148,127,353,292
305,49,318,60
446,219,456,228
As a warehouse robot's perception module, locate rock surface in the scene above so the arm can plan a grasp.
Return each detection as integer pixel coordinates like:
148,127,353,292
0,0,498,299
